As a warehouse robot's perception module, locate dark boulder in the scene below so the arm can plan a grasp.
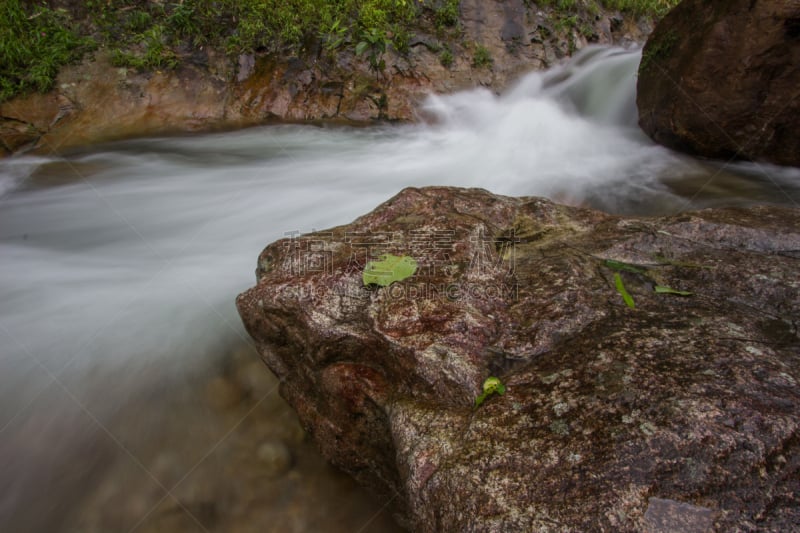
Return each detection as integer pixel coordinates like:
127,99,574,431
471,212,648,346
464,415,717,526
237,187,800,531
637,0,800,167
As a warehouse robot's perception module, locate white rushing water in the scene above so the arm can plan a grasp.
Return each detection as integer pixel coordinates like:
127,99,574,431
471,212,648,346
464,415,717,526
0,46,798,531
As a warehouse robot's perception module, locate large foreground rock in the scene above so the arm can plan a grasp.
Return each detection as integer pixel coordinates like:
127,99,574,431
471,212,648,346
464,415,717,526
237,187,800,531
637,0,800,167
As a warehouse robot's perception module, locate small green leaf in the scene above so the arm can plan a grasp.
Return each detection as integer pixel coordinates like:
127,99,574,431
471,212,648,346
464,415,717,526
475,376,506,408
614,272,635,309
654,285,693,296
362,254,417,287
474,392,488,408
355,41,369,56
605,259,647,274
482,376,502,393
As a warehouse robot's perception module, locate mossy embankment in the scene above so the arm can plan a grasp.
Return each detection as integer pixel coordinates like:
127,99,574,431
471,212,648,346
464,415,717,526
1,0,679,155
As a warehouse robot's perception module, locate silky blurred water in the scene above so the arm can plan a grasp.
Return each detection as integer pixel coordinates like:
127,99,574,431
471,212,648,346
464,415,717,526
0,45,798,532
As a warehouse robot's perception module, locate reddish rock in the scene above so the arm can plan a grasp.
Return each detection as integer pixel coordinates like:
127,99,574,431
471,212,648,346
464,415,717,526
637,0,800,167
237,187,800,532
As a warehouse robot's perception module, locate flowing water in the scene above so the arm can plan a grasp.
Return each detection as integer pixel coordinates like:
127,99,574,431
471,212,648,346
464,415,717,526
1,46,798,532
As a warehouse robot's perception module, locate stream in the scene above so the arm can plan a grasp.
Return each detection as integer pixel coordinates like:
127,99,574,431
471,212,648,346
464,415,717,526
1,46,798,532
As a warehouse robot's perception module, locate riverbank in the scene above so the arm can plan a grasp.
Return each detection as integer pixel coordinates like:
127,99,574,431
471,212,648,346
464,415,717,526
1,0,668,157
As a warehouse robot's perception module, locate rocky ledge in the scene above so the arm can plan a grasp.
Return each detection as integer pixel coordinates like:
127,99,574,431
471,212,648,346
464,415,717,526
237,187,800,531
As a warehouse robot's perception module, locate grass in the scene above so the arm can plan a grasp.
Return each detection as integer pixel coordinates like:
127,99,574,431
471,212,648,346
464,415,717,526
537,0,679,52
1,0,681,103
109,0,423,55
472,44,493,69
601,0,679,18
0,0,94,102
540,0,679,18
92,0,431,71
2,0,433,100
439,46,454,68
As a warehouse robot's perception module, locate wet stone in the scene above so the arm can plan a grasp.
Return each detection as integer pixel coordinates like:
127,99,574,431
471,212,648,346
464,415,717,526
238,186,800,532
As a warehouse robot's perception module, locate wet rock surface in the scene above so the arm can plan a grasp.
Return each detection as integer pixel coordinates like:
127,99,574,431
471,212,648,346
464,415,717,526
637,0,800,167
238,187,800,532
1,3,650,156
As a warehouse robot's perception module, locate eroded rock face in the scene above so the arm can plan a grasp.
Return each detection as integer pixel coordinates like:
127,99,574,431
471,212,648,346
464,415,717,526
237,187,800,531
637,0,800,167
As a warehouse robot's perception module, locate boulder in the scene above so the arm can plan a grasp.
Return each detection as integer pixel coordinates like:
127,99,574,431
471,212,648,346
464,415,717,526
637,0,800,167
237,187,800,531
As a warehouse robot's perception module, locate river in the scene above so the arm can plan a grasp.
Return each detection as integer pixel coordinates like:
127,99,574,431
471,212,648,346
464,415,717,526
1,46,798,532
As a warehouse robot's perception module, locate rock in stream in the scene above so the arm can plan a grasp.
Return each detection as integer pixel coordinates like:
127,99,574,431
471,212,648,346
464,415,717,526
238,186,800,532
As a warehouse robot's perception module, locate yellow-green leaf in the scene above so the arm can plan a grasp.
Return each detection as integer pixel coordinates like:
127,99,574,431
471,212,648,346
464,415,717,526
475,376,506,408
614,272,635,309
654,285,693,296
362,254,417,287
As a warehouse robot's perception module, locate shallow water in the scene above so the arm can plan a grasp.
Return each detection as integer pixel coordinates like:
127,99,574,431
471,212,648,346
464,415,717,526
0,45,798,532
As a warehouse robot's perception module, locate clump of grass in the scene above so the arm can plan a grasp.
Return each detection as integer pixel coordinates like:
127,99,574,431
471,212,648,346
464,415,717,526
434,0,461,30
439,46,454,67
0,0,95,102
110,24,179,71
472,43,492,68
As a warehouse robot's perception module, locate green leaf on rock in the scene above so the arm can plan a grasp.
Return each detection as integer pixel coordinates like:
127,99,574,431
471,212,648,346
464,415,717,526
654,285,693,296
474,376,506,408
614,272,635,309
362,254,417,287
